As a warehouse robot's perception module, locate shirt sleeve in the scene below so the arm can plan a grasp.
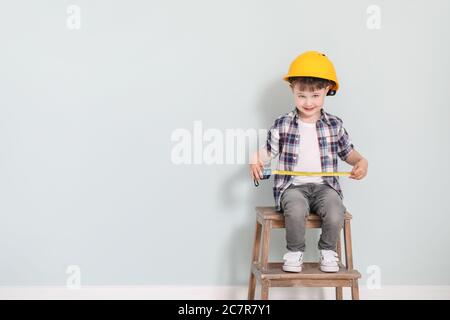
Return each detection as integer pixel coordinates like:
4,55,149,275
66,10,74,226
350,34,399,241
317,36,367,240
263,121,281,161
337,122,354,161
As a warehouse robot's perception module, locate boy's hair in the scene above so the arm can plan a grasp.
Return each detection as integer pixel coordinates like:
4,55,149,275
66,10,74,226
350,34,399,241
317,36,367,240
288,76,335,92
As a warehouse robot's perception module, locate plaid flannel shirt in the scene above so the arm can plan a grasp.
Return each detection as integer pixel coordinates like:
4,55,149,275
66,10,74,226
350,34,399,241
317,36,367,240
266,108,354,211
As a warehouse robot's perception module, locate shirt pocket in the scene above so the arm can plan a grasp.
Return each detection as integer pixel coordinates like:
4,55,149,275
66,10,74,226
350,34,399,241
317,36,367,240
323,133,339,155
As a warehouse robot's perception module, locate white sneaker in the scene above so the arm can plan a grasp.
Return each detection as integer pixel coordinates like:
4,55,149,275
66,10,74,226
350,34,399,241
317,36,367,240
320,249,339,272
282,251,303,273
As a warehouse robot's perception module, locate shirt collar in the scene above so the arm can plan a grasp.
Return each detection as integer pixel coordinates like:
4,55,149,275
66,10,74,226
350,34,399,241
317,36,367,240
292,108,331,125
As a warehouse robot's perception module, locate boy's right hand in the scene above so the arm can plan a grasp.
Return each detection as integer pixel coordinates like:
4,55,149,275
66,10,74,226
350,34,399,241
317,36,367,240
250,158,264,182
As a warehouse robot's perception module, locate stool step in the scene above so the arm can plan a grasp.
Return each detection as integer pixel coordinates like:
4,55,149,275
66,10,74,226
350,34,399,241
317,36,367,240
252,262,361,281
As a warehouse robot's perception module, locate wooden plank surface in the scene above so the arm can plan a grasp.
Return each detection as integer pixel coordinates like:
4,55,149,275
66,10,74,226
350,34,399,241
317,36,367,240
252,262,361,280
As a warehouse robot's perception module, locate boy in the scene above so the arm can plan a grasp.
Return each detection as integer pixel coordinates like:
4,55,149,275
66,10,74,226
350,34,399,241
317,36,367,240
250,51,368,273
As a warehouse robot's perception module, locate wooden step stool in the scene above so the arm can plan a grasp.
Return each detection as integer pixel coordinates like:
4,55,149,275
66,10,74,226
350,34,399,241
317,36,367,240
248,206,361,300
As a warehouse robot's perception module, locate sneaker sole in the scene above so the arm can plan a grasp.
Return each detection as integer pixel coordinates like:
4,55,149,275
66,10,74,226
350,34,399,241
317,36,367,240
320,265,339,273
282,265,302,273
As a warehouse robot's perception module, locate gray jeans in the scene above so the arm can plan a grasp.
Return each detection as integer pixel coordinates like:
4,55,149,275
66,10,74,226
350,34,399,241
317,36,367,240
280,183,346,252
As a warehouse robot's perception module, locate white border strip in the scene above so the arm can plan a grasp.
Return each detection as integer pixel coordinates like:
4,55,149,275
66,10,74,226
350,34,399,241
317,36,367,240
1,286,449,300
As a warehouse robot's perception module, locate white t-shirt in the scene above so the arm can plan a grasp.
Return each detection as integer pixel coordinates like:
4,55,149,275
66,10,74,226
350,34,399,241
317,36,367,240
292,119,324,185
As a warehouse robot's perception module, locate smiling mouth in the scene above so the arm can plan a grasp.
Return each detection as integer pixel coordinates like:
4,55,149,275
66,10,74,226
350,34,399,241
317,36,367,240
304,107,315,111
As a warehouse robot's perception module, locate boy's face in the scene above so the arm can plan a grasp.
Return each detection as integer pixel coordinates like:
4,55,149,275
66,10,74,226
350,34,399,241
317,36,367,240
291,83,330,121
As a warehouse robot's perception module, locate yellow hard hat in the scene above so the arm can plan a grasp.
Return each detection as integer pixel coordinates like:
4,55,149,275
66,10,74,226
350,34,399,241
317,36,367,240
283,51,339,95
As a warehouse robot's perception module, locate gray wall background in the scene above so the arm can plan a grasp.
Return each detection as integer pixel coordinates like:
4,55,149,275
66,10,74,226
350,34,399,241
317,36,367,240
1,0,449,287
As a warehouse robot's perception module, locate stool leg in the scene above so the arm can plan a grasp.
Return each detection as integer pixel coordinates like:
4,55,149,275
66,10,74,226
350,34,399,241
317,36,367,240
351,279,360,300
336,230,342,261
335,231,343,300
248,221,262,300
344,219,359,300
335,287,343,300
261,221,272,271
343,219,354,269
261,280,270,300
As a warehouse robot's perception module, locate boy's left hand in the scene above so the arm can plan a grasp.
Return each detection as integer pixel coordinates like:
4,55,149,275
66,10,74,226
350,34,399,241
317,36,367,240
350,158,368,180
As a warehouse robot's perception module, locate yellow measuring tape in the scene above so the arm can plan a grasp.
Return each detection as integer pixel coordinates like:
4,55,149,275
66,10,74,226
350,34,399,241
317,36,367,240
272,170,351,177
254,169,351,186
